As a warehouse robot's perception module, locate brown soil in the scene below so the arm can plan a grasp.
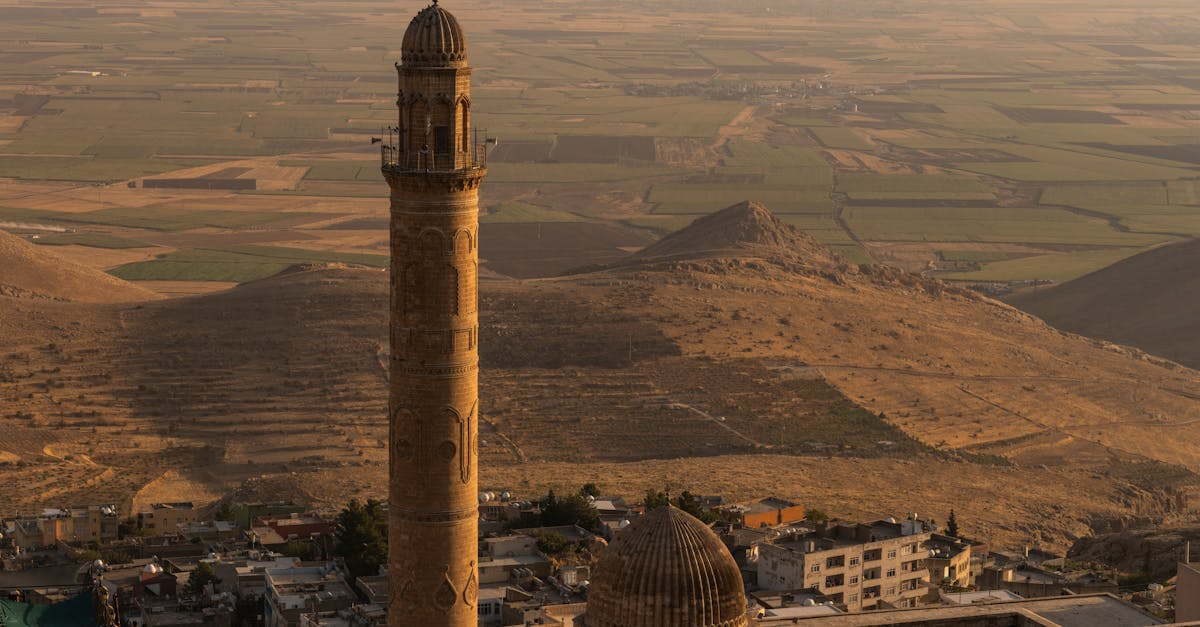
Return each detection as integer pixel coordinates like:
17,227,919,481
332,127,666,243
0,229,160,302
1006,238,1200,370
1,208,1198,551
1069,525,1200,580
481,222,656,278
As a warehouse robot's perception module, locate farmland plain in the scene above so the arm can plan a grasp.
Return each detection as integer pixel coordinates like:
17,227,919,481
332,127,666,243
0,0,1197,288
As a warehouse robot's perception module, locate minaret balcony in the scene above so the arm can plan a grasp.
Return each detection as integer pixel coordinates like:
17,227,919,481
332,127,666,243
380,127,492,174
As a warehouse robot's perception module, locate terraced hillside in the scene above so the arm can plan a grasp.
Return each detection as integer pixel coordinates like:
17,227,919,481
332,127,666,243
1,206,1198,550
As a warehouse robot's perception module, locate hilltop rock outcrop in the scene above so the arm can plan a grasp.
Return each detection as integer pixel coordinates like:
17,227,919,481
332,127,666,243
623,200,842,266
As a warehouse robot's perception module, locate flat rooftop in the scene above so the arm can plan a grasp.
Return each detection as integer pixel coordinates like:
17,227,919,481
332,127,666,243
757,594,1164,627
772,521,920,553
940,589,1023,604
744,498,798,514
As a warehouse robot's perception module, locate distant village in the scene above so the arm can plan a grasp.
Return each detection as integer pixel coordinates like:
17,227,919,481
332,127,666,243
2,489,1195,626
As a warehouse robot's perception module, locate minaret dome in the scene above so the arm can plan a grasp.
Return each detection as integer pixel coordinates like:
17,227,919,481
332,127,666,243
402,2,467,68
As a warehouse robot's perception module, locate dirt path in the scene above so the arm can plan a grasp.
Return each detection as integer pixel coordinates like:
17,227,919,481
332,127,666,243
710,105,760,153
670,400,763,448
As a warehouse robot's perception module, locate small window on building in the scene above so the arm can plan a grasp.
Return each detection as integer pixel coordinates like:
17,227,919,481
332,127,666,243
887,550,897,559
849,556,860,566
849,576,859,585
849,594,858,602
810,563,820,573
887,568,896,578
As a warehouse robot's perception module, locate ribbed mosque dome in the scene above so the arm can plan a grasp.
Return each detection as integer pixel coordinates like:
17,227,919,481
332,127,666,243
401,2,467,68
587,506,749,627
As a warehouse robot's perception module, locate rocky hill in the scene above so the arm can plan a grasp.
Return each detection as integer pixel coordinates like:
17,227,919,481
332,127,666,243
1,206,1198,550
1069,525,1200,581
1006,238,1200,369
0,229,159,302
621,201,840,266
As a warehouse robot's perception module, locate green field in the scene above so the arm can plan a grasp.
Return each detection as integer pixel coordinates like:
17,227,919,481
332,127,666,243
31,233,151,249
843,206,1171,246
280,161,370,182
942,248,1148,283
486,163,677,183
55,208,328,232
810,127,873,150
2,0,1199,284
481,202,583,223
109,245,388,282
649,184,832,215
939,250,1011,263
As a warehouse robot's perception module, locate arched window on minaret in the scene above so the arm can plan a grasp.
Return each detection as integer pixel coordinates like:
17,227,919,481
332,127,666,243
431,96,454,166
452,229,472,256
459,100,470,153
408,98,429,159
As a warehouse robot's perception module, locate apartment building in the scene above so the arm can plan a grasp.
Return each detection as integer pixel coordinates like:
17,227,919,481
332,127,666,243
925,534,972,589
137,502,197,534
758,517,935,612
2,505,119,549
263,564,356,627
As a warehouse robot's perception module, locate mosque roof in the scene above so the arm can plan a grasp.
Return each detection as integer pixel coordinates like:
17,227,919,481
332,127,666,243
586,506,749,627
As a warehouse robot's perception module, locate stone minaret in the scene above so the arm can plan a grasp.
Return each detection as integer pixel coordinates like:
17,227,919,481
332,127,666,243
381,3,485,626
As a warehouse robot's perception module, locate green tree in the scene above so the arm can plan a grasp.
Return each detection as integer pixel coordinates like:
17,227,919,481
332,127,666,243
214,502,235,522
644,490,671,510
118,517,147,539
535,531,570,556
579,483,601,498
675,491,719,524
185,562,221,597
539,493,599,531
946,509,959,538
283,539,319,561
333,499,388,580
804,508,829,523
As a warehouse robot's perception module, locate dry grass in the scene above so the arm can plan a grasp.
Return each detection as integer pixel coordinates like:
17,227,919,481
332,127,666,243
1,204,1198,551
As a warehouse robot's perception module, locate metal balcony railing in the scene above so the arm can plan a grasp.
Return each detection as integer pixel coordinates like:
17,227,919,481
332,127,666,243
379,126,491,173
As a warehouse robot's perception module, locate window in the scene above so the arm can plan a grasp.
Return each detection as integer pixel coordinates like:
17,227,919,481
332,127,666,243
849,576,859,585
433,125,451,156
849,594,858,602
886,568,896,578
886,587,896,596
849,556,860,566
901,545,912,555
810,563,821,573
887,550,897,559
